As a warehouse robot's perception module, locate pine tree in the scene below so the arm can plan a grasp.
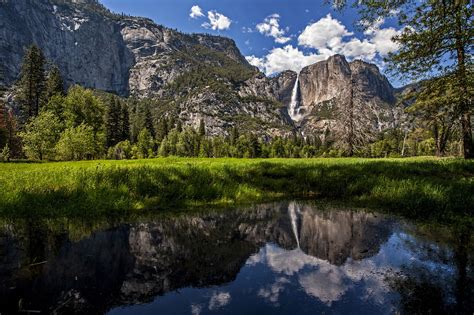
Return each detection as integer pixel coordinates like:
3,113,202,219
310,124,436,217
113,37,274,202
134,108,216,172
46,64,65,99
4,109,20,158
176,120,183,132
120,102,130,142
249,134,261,158
155,117,169,142
230,126,239,146
144,106,155,137
105,95,121,148
16,45,46,121
198,118,206,137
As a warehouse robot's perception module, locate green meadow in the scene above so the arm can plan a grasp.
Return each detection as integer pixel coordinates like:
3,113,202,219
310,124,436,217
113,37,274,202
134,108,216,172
0,157,472,224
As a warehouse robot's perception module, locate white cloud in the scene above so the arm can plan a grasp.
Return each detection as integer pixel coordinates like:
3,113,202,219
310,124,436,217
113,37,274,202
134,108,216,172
298,14,353,50
189,5,204,19
202,11,232,30
256,14,291,44
367,27,400,56
242,27,253,33
246,45,325,75
298,14,400,61
339,38,377,60
248,14,401,75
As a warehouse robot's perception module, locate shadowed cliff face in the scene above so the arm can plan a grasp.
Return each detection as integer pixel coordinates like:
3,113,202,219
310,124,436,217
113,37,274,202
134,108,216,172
0,0,250,97
0,0,134,95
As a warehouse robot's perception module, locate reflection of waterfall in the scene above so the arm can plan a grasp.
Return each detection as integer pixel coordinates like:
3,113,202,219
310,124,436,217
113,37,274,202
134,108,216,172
288,202,300,248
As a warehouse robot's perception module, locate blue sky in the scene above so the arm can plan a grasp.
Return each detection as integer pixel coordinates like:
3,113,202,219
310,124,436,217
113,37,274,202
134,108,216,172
100,0,402,86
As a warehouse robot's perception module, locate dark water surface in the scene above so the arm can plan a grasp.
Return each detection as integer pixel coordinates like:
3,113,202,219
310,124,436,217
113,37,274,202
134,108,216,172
0,201,472,314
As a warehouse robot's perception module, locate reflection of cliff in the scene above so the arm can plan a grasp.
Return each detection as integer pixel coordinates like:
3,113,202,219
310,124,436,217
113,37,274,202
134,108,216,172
0,202,392,314
296,203,391,265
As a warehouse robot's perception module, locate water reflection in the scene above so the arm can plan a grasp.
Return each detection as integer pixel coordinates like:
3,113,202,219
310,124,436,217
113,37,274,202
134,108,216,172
0,201,472,314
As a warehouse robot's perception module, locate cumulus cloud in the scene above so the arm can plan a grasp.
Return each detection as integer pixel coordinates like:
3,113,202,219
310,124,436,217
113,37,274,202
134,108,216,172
248,14,401,75
298,14,353,50
366,27,400,56
298,14,400,61
189,5,204,19
246,45,325,75
202,11,232,30
256,14,291,44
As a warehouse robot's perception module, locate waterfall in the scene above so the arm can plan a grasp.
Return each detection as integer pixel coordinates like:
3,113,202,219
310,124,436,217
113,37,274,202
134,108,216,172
288,73,302,122
288,202,300,248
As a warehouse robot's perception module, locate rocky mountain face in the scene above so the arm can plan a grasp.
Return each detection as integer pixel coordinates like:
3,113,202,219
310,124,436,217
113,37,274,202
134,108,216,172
0,0,403,139
288,55,399,141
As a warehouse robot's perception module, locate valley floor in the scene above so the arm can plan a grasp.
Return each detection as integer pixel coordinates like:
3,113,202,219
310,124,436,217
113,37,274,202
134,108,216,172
0,157,472,225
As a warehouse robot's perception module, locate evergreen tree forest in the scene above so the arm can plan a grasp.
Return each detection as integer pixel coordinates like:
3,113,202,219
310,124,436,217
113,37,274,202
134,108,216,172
0,41,471,162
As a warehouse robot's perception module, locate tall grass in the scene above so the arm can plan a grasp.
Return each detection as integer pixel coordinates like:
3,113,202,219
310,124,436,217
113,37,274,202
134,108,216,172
0,157,472,223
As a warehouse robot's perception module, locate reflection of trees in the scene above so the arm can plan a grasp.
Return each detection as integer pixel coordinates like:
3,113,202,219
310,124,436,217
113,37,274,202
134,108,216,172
389,227,473,314
390,265,448,314
453,230,473,314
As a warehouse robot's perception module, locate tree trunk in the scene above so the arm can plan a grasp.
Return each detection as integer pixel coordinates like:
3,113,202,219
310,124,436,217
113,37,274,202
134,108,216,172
433,123,442,157
455,6,474,159
401,130,408,157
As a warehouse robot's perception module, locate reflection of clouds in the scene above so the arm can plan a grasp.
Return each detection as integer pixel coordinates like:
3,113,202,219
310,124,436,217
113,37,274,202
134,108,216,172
191,303,202,315
253,233,426,307
208,291,231,310
245,252,262,266
258,277,290,305
298,267,348,305
264,246,318,275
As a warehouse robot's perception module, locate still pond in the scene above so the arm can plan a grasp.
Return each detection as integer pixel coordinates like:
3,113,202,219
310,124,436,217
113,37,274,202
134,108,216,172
0,201,472,314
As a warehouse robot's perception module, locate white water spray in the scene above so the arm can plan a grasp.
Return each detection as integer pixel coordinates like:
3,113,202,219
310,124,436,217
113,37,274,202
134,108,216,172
288,202,300,248
288,73,303,122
